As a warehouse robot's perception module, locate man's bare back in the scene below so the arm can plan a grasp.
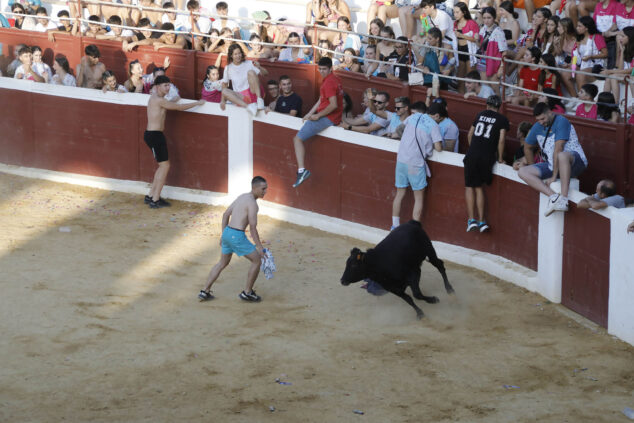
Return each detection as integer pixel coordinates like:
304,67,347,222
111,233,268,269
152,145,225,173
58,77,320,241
226,193,259,230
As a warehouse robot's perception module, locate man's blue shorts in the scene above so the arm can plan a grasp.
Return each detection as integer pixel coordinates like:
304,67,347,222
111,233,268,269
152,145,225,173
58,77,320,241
395,161,428,191
296,117,333,141
221,226,256,256
532,151,586,179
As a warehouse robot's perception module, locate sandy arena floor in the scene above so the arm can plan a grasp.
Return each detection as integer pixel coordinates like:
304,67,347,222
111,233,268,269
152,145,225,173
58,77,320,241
1,172,633,422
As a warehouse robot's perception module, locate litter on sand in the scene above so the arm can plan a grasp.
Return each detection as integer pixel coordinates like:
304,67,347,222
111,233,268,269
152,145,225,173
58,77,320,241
274,378,292,386
59,227,71,233
353,410,364,415
503,385,520,389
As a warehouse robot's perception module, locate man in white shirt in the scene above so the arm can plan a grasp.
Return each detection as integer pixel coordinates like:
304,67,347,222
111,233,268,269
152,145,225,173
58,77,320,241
418,1,457,51
33,7,57,32
210,1,240,39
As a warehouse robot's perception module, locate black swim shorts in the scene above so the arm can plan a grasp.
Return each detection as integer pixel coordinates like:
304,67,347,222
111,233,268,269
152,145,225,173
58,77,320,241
463,154,495,187
144,130,168,163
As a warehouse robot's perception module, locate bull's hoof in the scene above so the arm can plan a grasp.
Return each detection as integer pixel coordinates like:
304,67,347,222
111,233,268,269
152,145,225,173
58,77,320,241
425,296,439,304
446,286,455,294
416,311,425,320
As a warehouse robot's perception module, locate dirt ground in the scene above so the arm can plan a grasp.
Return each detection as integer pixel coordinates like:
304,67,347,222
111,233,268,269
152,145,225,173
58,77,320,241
1,172,633,423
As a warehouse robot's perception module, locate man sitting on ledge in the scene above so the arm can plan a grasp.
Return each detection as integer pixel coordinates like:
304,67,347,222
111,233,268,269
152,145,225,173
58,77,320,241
518,102,588,217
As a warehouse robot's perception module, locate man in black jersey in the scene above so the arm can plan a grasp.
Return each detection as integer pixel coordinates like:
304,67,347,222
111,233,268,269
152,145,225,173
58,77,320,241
463,95,509,233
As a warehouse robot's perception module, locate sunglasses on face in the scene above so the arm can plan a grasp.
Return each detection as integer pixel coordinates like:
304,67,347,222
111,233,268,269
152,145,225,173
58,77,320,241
395,105,406,110
373,100,385,104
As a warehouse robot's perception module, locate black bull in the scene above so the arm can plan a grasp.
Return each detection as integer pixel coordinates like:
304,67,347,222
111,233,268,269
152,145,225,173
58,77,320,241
340,220,455,319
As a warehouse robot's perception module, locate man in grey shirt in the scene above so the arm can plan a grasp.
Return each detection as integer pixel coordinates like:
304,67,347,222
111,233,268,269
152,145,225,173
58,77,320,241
577,179,626,210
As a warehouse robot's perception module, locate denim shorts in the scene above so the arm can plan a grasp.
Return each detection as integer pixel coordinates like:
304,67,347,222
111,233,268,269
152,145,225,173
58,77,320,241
221,226,255,256
395,161,428,191
532,151,586,179
296,117,333,141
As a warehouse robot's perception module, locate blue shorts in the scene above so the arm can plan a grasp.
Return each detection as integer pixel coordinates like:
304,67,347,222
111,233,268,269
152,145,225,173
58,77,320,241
532,151,586,179
220,226,256,256
296,117,333,141
395,161,428,191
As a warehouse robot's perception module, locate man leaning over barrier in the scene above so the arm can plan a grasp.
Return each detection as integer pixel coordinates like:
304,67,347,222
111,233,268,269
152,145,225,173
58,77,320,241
518,102,588,217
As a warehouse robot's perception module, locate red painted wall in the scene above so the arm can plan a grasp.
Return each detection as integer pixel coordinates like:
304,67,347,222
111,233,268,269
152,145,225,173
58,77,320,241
562,205,611,327
253,121,539,271
0,88,228,193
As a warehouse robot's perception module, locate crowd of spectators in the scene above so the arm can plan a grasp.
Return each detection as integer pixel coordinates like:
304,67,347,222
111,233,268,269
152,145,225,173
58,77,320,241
2,0,633,124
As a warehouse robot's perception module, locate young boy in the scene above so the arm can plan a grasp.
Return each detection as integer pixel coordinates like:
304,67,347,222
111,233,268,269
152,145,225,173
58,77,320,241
463,95,509,232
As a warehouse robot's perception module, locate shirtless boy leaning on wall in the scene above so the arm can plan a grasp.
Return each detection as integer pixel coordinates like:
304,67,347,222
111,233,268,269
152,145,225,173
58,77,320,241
144,75,205,208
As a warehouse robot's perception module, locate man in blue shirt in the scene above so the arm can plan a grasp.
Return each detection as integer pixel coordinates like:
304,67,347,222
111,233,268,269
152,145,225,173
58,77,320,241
518,102,588,216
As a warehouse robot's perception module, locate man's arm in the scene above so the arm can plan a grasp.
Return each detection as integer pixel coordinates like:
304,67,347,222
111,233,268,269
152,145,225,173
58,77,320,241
309,95,337,120
159,98,205,110
578,196,608,210
351,122,383,134
524,143,537,165
154,35,186,51
76,59,85,87
247,203,263,253
303,100,320,120
467,125,475,146
497,129,506,163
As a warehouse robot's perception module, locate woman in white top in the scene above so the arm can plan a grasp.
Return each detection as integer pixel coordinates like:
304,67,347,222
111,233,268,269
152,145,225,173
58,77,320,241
51,55,77,87
572,16,608,89
31,46,53,83
332,16,361,55
220,43,270,115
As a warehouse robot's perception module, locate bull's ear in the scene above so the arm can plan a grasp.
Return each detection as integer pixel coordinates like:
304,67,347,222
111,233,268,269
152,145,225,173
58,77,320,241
350,247,360,255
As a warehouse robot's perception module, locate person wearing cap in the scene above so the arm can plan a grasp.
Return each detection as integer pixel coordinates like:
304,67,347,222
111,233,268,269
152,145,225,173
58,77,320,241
463,95,509,233
143,75,205,209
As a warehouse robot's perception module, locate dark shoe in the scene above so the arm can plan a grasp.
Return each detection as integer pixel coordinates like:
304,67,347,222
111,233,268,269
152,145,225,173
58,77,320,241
198,290,214,301
292,169,311,188
148,198,171,209
466,219,478,232
144,195,152,204
239,290,261,302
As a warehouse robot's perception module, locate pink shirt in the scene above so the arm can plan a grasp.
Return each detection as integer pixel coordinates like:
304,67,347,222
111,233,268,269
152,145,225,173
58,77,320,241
576,103,598,119
616,2,634,30
594,0,619,33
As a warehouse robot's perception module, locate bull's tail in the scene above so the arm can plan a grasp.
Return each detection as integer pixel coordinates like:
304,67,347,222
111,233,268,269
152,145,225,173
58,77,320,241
427,242,455,294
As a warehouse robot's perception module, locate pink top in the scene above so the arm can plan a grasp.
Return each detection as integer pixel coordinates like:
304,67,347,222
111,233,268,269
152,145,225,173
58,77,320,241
594,0,619,33
616,2,634,30
576,103,598,119
454,19,479,37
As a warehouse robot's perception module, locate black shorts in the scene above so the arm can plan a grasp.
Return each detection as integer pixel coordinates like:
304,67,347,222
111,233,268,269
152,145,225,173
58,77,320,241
463,154,495,187
144,130,168,163
457,44,469,63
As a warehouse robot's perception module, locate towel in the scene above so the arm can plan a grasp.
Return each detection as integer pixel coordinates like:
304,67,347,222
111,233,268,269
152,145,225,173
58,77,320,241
260,248,276,280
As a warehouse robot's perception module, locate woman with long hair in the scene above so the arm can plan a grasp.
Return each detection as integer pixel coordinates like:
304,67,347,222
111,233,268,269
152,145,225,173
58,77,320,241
51,54,76,87
542,15,560,55
596,91,620,122
571,16,608,88
454,2,480,93
476,7,507,88
498,1,520,45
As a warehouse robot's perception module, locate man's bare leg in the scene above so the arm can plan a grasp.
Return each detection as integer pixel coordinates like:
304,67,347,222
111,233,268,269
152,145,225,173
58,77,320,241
392,187,407,218
293,135,306,169
247,70,264,106
244,250,262,293
202,253,233,292
465,187,476,220
519,165,555,196
412,188,425,222
475,187,485,222
557,152,573,198
149,160,170,201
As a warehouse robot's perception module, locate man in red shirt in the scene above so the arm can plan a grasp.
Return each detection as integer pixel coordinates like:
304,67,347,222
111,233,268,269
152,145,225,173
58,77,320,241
292,57,343,188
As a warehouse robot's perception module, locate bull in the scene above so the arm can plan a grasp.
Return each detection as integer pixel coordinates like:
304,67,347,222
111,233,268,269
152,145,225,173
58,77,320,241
340,220,454,319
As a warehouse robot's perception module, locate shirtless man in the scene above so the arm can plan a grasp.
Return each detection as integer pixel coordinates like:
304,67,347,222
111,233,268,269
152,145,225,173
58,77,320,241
144,75,205,208
198,176,268,303
76,45,106,88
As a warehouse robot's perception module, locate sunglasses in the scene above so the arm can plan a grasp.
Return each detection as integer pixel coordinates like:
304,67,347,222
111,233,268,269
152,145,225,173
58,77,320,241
373,100,385,104
395,106,407,110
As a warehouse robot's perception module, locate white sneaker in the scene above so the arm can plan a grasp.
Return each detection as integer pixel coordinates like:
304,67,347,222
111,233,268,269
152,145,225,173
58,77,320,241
554,196,569,212
246,103,258,116
256,97,265,110
544,194,560,217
